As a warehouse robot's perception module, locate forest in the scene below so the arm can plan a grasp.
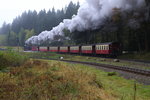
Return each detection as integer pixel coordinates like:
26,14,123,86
0,1,150,52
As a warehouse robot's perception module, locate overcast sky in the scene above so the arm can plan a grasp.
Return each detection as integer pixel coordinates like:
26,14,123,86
0,0,85,27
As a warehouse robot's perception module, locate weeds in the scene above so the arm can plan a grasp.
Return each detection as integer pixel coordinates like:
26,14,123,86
107,72,117,76
0,60,115,100
0,59,149,100
0,51,28,70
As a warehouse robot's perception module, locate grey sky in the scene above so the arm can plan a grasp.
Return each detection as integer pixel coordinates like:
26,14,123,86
0,0,84,27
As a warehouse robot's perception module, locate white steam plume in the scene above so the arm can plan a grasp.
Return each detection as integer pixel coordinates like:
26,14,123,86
26,0,146,45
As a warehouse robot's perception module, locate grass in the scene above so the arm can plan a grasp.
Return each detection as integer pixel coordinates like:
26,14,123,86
0,51,28,70
77,64,150,100
0,59,110,100
0,46,24,52
118,52,150,61
0,59,150,100
21,52,150,70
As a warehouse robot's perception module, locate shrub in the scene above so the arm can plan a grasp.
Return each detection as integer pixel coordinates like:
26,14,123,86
0,51,28,69
107,72,117,76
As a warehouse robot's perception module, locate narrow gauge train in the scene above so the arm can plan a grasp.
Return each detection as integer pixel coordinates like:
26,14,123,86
24,42,121,57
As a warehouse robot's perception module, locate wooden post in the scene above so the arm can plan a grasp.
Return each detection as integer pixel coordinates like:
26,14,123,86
133,81,137,100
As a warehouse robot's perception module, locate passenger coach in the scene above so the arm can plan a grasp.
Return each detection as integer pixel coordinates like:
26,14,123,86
31,46,38,51
95,42,121,56
70,46,81,53
81,45,94,54
49,46,59,52
59,46,69,53
39,46,47,52
24,42,121,57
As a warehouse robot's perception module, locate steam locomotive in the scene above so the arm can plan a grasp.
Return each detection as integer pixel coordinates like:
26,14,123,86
24,42,121,57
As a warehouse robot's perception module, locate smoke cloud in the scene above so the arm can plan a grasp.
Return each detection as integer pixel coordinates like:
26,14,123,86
26,0,146,45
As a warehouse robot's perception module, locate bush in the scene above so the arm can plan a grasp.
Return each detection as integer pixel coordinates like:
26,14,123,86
107,72,117,76
0,51,28,69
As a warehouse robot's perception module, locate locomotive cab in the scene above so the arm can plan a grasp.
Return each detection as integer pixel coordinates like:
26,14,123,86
109,42,122,56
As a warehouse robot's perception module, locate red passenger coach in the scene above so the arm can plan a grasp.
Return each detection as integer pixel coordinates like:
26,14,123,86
59,46,69,53
95,42,121,55
39,47,48,52
96,44,110,54
49,47,58,52
81,45,94,54
70,46,80,53
31,46,38,51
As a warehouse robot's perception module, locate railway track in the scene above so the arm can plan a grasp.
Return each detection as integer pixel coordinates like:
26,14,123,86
34,57,150,76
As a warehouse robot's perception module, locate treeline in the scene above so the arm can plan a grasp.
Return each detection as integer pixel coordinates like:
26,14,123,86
0,1,150,52
59,2,150,52
0,1,79,46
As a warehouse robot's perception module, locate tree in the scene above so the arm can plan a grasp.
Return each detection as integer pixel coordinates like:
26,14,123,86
18,28,26,46
0,22,10,34
8,31,18,46
25,29,35,40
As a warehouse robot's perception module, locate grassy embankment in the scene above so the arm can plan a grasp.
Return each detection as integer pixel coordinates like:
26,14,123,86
22,52,150,70
0,58,150,100
0,50,27,71
0,51,150,100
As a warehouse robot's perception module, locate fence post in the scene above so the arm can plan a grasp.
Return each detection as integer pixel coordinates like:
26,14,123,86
133,81,137,100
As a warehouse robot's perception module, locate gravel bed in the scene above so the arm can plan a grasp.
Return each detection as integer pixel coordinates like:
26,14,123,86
66,61,150,85
88,64,150,85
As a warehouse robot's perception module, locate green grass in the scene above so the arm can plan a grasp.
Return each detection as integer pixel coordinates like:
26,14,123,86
0,46,24,52
0,59,110,100
118,52,150,61
0,51,28,70
73,62,150,100
0,59,149,100
21,52,150,70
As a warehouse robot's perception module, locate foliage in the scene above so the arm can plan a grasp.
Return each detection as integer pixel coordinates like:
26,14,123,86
0,1,150,52
0,60,107,100
0,1,80,46
62,5,150,52
0,34,7,45
0,59,149,100
0,51,28,70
